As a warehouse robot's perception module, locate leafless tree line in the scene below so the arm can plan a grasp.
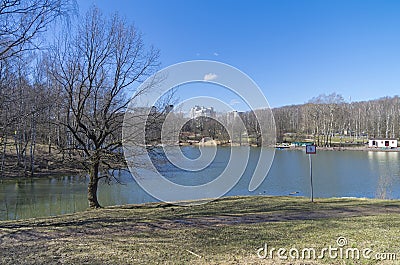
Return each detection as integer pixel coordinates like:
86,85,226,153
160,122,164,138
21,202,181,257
0,0,75,177
177,109,275,147
177,93,400,148
273,93,400,146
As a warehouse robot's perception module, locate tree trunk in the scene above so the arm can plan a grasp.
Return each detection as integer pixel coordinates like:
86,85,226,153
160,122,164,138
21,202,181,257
30,112,36,177
1,132,6,177
88,161,101,208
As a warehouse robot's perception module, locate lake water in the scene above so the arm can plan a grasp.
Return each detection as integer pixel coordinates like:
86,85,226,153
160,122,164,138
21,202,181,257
1,147,400,220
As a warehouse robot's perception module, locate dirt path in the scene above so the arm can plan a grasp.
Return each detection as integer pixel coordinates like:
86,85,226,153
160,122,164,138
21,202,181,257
1,200,399,236
1,198,400,264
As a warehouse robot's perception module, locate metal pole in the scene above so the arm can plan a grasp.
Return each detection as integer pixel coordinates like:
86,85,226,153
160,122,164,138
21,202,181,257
309,154,314,202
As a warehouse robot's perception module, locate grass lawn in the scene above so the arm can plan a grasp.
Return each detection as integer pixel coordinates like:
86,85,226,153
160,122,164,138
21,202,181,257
1,196,400,264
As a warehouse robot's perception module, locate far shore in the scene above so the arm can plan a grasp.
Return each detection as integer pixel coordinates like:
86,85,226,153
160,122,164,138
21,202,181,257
279,145,400,152
183,141,400,152
275,145,400,152
1,143,399,179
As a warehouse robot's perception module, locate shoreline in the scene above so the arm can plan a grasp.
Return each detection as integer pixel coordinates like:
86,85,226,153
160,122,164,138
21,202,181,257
0,168,85,180
186,143,400,152
281,146,400,152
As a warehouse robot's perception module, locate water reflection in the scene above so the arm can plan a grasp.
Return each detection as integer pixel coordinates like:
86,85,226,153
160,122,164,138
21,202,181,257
0,176,88,220
368,152,400,199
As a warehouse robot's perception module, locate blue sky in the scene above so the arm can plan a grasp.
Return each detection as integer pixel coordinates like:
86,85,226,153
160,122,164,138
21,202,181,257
76,0,400,108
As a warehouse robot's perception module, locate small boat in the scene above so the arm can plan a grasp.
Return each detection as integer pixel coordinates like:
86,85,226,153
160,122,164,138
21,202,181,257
275,144,291,149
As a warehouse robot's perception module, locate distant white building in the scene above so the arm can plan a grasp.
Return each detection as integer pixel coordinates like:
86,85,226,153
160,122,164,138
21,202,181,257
189,105,216,119
368,138,398,148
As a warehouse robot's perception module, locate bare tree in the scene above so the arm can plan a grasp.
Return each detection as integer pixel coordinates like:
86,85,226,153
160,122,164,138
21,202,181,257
0,0,75,60
49,7,159,208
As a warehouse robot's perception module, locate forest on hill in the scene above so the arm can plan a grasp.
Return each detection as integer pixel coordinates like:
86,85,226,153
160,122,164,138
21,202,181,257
178,93,400,147
273,93,400,145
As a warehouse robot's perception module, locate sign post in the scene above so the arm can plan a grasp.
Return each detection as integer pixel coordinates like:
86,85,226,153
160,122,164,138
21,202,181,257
306,145,317,202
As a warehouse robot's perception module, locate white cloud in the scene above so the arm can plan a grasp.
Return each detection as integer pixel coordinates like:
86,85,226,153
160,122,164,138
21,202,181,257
203,73,218,81
213,52,219,56
229,99,241,106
